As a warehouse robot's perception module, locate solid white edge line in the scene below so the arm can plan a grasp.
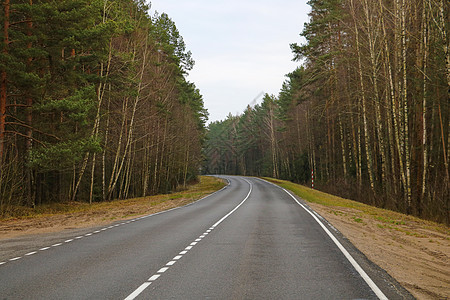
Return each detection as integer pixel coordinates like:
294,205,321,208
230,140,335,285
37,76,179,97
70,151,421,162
280,186,388,300
123,282,152,300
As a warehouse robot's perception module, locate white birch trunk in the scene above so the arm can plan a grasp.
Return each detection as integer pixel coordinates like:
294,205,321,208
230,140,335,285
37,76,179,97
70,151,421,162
401,0,412,211
351,0,375,191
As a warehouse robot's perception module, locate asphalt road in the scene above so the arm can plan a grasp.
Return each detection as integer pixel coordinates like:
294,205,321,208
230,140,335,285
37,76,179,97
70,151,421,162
0,176,412,299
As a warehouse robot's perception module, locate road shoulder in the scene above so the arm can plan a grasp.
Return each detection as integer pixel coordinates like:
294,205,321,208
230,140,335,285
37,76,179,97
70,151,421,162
264,177,449,300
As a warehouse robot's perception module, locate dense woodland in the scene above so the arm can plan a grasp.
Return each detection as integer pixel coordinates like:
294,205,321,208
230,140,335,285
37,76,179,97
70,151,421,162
204,0,449,223
0,0,207,215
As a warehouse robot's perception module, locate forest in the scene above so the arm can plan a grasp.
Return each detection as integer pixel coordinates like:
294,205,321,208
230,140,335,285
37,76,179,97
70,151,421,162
0,0,207,216
204,0,449,223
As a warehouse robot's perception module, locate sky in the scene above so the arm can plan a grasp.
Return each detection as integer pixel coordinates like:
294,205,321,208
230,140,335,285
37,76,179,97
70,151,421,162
149,1,310,123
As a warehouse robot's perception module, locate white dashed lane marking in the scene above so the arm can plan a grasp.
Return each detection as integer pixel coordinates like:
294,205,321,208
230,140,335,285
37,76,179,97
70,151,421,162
0,216,147,267
1,178,231,282
9,257,21,261
149,275,160,281
124,178,252,300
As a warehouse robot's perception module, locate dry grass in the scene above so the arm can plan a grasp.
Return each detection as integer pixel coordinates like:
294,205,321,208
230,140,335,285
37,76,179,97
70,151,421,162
263,177,449,236
0,176,226,239
1,176,225,221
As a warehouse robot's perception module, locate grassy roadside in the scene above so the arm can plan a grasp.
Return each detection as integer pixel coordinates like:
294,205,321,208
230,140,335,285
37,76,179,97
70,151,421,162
0,176,226,239
1,176,225,221
263,177,450,300
262,177,449,236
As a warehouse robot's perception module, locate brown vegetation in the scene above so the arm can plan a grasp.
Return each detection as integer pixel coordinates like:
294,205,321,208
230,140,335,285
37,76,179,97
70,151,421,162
0,176,225,240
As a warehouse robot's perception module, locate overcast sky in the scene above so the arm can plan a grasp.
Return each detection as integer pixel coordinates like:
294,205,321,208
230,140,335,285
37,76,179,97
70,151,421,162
149,1,310,123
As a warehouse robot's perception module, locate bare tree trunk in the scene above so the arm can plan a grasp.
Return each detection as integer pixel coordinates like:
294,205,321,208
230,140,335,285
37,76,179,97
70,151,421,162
158,117,169,192
107,98,127,197
25,0,35,207
390,0,409,207
73,34,112,202
123,142,134,199
379,0,400,196
107,33,149,199
401,0,412,212
102,84,111,200
89,153,96,204
339,115,347,178
265,102,279,178
183,143,190,188
306,108,316,184
438,103,449,183
435,0,450,193
72,152,89,201
421,0,429,200
152,121,160,194
363,0,387,192
351,0,375,192
435,0,449,89
0,0,10,165
345,79,361,187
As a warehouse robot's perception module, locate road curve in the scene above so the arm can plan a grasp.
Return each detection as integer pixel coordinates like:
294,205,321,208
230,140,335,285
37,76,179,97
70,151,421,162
0,176,412,299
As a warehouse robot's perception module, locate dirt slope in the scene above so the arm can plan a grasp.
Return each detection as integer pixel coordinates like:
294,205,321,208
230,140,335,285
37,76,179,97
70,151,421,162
309,203,449,299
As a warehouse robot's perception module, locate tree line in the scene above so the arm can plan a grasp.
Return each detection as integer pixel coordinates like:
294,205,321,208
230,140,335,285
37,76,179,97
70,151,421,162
0,0,207,216
204,0,449,223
